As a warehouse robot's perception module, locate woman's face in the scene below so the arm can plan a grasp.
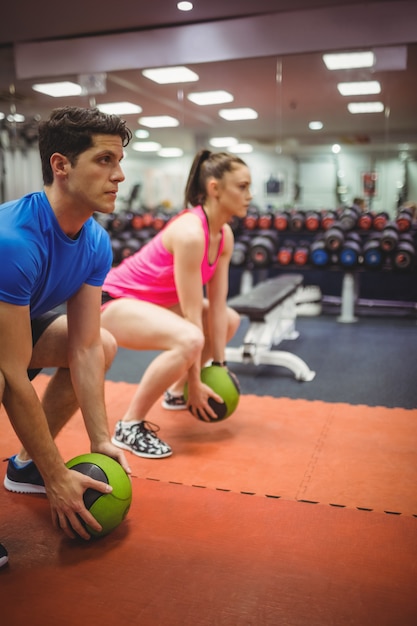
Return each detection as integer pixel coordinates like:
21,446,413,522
217,164,252,218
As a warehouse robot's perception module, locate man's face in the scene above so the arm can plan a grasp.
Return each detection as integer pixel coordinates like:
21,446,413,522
66,134,126,215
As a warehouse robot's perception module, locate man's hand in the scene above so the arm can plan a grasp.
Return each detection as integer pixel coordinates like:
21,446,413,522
91,441,131,475
46,466,116,540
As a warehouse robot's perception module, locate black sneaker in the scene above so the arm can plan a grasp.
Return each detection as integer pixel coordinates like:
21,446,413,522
161,390,187,411
3,455,46,494
111,421,173,459
0,543,8,568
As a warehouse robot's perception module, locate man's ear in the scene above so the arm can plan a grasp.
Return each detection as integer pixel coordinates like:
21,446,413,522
49,152,70,179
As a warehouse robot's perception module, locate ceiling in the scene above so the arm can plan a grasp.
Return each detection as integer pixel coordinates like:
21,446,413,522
1,0,417,157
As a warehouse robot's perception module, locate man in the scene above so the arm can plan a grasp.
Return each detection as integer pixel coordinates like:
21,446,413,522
0,106,132,567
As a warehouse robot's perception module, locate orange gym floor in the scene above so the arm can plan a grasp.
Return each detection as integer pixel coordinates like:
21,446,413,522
1,370,417,625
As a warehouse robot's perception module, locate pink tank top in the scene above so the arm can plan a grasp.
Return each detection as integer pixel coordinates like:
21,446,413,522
102,205,225,307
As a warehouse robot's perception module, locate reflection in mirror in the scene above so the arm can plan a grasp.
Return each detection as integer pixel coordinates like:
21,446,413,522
0,45,416,214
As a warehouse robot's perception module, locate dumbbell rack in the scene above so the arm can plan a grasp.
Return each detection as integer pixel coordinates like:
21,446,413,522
231,206,417,323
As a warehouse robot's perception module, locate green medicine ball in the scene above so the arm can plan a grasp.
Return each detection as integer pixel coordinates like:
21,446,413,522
66,452,132,538
184,364,241,421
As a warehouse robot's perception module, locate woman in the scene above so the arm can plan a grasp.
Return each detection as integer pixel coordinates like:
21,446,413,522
101,149,252,458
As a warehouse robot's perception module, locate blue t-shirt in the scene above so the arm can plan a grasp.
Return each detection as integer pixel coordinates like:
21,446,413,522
0,191,112,318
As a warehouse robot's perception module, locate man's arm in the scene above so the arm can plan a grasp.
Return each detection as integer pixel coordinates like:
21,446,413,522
0,301,112,539
66,283,129,470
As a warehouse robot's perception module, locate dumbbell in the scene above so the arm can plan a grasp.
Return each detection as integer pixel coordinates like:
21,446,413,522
276,240,295,266
231,235,251,267
338,205,360,231
129,211,145,232
153,211,170,232
372,211,389,231
142,210,155,229
257,211,274,230
380,221,400,252
305,210,321,232
338,232,362,268
243,207,259,231
107,212,128,234
324,222,345,251
393,234,416,270
288,210,305,232
310,237,330,267
396,207,413,233
357,211,374,231
248,230,279,268
362,234,384,269
273,211,290,231
321,210,337,230
293,240,310,266
119,237,142,260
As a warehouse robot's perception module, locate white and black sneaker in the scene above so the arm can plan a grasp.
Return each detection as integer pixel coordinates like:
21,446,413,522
161,390,187,411
112,421,172,459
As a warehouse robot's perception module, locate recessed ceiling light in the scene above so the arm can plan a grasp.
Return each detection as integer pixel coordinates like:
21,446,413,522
132,141,162,152
187,90,234,106
309,121,323,130
97,102,142,115
323,51,374,70
142,66,199,84
135,129,150,139
32,81,83,97
337,81,381,96
7,113,25,122
209,137,238,148
229,143,253,154
218,108,258,121
138,115,180,128
177,1,193,10
347,102,384,114
158,147,184,157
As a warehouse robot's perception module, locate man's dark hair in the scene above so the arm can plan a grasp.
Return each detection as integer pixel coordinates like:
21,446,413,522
38,106,132,185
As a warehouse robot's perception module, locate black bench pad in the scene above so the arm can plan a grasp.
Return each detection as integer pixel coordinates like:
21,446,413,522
227,274,303,320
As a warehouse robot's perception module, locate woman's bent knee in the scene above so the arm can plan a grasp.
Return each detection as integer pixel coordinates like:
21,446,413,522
179,325,204,363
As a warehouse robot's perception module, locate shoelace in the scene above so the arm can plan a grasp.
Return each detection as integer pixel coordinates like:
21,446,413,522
130,420,161,435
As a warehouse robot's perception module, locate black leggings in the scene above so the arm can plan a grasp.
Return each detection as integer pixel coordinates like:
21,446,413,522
28,310,63,381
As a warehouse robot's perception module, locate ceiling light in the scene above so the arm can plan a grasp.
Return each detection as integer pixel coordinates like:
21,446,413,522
229,143,253,154
138,115,180,128
7,113,25,122
187,90,234,106
332,144,341,154
132,141,161,152
209,137,238,148
309,121,323,130
347,102,384,114
218,108,258,121
337,81,381,96
32,81,83,97
142,66,199,84
158,147,184,157
177,1,193,10
323,51,374,70
97,102,142,115
135,129,150,139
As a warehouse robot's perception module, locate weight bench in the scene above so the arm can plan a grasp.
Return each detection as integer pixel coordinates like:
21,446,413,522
225,273,316,381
